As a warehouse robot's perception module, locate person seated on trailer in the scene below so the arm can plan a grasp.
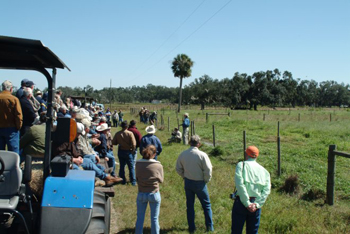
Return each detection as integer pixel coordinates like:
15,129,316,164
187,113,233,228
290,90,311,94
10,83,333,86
57,105,67,118
76,122,108,172
95,123,117,177
168,127,182,143
20,112,47,162
35,90,47,115
52,123,122,187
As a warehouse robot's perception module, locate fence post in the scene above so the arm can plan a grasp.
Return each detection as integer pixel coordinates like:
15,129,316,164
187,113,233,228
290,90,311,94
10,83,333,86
243,130,246,160
212,125,216,147
193,120,195,135
168,117,170,132
161,115,164,127
190,121,193,136
326,145,336,205
177,118,180,129
206,113,208,123
277,121,281,177
263,114,266,121
330,113,332,122
228,112,231,117
298,113,300,122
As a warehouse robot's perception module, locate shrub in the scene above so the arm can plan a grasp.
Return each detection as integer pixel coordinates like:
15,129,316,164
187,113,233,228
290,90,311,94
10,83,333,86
210,146,224,157
279,174,301,195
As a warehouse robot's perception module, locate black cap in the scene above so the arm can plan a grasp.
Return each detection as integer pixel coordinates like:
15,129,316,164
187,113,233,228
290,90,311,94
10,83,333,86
25,80,35,87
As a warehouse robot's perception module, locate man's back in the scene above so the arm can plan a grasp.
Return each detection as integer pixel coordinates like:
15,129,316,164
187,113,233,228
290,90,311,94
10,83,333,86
176,146,212,183
0,90,23,129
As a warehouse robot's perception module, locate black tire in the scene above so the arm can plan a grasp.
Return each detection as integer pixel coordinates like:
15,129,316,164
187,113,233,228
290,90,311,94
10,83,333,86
85,191,111,234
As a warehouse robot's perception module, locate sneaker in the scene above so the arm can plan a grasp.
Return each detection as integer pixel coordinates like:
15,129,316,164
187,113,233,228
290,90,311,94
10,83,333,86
103,175,123,187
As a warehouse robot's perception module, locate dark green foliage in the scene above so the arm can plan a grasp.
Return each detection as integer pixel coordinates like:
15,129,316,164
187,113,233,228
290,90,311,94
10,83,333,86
279,174,301,195
210,146,224,157
56,69,350,109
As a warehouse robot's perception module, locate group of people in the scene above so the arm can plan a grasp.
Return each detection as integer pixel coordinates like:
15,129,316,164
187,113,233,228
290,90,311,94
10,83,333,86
0,79,271,234
139,107,157,125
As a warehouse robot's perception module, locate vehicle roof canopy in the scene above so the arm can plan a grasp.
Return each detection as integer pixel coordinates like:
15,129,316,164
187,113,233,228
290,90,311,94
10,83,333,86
0,35,70,71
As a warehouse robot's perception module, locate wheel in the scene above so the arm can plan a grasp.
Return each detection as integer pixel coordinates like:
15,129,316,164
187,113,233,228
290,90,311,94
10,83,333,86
85,191,111,234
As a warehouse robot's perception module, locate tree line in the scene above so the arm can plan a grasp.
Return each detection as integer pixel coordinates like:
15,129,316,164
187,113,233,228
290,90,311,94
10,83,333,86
56,69,349,110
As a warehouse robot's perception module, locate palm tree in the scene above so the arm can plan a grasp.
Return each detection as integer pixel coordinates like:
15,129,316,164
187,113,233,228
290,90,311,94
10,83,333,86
171,54,194,112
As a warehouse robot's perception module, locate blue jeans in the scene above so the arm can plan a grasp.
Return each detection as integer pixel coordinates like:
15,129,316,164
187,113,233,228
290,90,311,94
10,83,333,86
118,149,136,185
231,197,261,234
106,151,116,177
84,154,105,171
0,127,20,154
135,191,161,234
72,158,106,180
184,178,214,232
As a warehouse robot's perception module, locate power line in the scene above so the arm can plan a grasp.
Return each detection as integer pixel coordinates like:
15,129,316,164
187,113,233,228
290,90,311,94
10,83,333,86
130,0,232,83
126,0,207,78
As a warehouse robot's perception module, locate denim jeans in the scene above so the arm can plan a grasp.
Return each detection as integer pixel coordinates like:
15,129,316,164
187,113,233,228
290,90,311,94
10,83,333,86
0,127,20,154
135,191,161,234
106,150,116,177
231,197,261,234
72,158,106,180
184,178,214,232
118,149,136,185
84,154,105,171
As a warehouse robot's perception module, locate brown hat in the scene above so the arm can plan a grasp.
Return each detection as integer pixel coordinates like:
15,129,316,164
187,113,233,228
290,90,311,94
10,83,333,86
246,146,259,158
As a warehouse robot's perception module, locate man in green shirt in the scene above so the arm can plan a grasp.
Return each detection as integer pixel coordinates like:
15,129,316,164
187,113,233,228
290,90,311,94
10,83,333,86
231,146,271,234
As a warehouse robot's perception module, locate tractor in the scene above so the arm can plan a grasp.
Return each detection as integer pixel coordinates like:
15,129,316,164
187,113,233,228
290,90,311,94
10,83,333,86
0,36,111,234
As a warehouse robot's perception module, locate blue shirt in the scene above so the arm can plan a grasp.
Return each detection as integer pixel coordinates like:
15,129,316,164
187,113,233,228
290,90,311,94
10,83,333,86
183,117,190,128
139,134,162,156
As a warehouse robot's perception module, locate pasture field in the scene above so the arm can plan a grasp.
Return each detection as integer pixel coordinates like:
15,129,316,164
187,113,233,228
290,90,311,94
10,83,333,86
109,106,350,233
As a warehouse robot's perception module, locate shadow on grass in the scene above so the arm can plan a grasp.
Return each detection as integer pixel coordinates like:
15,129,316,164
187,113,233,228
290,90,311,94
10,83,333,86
116,227,189,234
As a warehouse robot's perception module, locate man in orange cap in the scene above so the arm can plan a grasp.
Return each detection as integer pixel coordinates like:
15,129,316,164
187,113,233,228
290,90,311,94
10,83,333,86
231,146,271,234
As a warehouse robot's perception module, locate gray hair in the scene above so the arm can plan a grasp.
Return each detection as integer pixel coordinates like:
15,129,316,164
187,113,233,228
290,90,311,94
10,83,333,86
2,80,13,91
23,87,33,97
189,135,201,146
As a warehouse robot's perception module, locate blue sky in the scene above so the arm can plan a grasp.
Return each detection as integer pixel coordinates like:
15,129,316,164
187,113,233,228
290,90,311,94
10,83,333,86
1,0,349,91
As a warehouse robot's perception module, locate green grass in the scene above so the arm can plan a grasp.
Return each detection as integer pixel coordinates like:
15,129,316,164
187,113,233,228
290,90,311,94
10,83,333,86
109,106,350,233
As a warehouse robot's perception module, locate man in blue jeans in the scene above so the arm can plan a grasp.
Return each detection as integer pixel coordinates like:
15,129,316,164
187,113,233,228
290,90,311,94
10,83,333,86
176,135,214,233
112,121,137,185
0,80,23,154
231,146,271,234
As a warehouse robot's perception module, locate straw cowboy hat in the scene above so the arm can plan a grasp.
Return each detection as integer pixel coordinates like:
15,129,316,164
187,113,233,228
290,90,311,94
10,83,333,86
184,113,189,117
145,125,156,134
96,123,111,132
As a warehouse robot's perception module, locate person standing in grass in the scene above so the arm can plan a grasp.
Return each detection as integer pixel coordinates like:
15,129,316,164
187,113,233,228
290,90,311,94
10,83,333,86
135,145,164,234
231,146,271,234
182,113,190,145
176,135,214,233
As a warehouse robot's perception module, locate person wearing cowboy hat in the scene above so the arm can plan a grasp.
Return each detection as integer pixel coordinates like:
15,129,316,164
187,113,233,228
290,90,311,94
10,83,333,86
182,113,190,145
231,146,271,234
112,120,137,185
139,125,162,161
35,90,47,114
95,123,117,178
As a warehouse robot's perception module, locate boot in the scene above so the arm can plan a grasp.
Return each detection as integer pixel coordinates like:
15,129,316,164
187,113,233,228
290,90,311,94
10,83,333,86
104,167,114,174
104,175,123,187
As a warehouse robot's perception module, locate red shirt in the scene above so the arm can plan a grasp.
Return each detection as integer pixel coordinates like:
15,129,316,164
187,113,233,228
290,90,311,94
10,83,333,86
128,126,142,148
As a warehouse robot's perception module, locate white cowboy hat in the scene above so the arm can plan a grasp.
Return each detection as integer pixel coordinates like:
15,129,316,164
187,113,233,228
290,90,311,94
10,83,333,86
96,123,111,132
184,113,189,117
76,122,86,135
145,125,156,134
